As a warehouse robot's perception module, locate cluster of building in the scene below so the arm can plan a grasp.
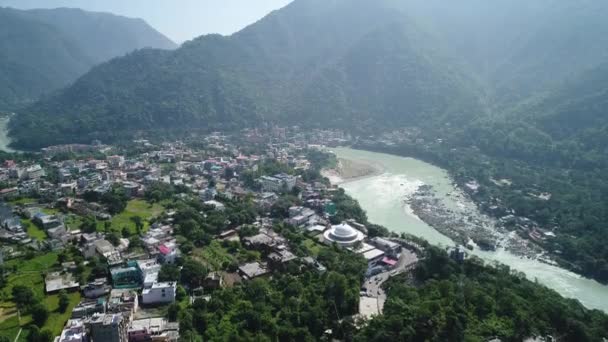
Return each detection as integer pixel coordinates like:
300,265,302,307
55,294,178,342
51,223,182,342
0,127,425,341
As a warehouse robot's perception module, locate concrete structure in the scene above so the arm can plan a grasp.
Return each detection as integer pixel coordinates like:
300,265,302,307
199,187,217,201
108,289,139,315
301,257,327,273
122,181,140,198
33,213,62,230
128,317,180,342
323,222,365,248
204,200,225,211
287,206,316,227
55,319,86,342
260,173,296,192
110,266,140,288
89,313,128,342
370,237,401,257
26,164,45,179
203,272,224,290
45,272,80,293
157,241,180,265
141,282,176,305
82,278,112,298
136,259,161,286
238,262,270,280
362,248,386,263
71,299,106,319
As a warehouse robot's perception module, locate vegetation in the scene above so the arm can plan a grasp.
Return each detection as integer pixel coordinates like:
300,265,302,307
0,7,175,111
0,253,80,341
8,0,484,149
179,246,366,341
361,121,608,284
357,247,608,341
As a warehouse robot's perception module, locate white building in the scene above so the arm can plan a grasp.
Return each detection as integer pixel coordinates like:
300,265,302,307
157,241,180,265
260,173,296,192
26,164,45,180
204,200,225,211
54,319,86,342
370,237,401,256
141,282,176,304
137,259,161,286
323,222,365,248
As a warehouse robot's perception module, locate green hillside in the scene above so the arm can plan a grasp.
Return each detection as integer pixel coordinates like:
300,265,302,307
8,0,485,149
0,6,176,110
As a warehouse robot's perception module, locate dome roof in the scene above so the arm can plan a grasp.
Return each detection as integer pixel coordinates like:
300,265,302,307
333,223,357,238
324,223,365,246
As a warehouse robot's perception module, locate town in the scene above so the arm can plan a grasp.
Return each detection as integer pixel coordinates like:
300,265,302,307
0,127,424,342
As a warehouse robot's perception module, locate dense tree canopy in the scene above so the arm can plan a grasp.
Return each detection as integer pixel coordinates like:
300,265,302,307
357,247,608,341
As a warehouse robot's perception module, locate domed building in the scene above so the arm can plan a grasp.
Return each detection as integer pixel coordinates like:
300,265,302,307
323,222,365,248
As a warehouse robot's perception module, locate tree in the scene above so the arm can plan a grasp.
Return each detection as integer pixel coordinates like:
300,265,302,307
31,303,49,327
57,250,69,264
12,285,36,310
102,185,128,214
103,221,111,233
122,226,132,238
58,290,70,313
158,264,180,282
129,236,144,250
38,329,54,342
270,196,296,219
106,232,120,246
80,215,97,233
27,325,40,342
130,216,144,233
167,303,180,321
181,259,208,288
27,326,53,342
176,285,187,301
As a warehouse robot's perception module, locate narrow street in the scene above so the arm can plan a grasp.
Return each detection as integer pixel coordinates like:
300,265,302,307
359,248,419,318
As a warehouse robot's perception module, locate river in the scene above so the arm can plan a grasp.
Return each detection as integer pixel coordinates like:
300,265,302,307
331,147,608,312
0,116,14,152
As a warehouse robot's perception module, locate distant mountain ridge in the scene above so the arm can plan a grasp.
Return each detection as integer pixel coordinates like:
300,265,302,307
8,0,486,148
0,6,176,110
8,0,608,149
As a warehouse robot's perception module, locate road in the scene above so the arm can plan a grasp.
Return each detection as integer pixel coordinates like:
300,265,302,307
360,248,419,317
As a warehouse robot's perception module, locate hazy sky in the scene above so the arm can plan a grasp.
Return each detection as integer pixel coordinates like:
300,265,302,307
0,0,293,43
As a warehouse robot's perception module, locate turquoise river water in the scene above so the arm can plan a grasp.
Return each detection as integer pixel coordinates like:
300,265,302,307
332,147,608,312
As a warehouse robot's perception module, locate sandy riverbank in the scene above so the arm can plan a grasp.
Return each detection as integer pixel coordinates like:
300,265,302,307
0,116,14,152
322,157,385,184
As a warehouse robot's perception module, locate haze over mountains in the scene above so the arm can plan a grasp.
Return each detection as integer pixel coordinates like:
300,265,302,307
0,6,176,110
7,0,608,149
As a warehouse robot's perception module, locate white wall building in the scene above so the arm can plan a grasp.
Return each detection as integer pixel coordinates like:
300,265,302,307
141,282,176,305
260,173,297,192
26,164,45,180
54,319,86,342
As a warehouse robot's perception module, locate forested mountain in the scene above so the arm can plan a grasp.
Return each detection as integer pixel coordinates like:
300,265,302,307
0,7,176,110
8,0,487,148
397,0,608,108
12,0,608,148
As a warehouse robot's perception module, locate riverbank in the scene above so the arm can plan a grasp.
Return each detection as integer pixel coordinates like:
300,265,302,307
329,147,608,312
326,152,540,258
408,184,542,258
321,157,384,184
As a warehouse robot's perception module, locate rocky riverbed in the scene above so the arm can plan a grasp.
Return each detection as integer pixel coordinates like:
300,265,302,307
408,184,542,258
